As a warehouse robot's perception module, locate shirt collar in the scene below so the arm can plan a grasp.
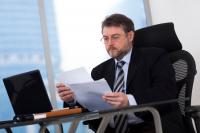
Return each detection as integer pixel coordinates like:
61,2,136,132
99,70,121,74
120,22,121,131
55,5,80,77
115,48,132,65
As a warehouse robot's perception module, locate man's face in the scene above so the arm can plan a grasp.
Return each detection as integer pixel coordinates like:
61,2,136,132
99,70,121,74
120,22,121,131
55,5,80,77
102,26,134,60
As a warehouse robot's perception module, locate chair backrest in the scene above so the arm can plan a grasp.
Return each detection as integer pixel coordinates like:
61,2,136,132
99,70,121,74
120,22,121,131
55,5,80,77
134,22,182,52
134,22,197,133
169,50,197,133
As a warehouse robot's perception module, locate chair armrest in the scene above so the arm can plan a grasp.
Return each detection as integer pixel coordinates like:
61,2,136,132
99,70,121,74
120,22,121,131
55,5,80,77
186,105,200,133
186,105,200,117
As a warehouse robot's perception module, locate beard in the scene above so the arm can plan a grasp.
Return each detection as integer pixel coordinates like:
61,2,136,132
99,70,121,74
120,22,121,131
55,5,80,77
107,44,132,60
107,47,124,59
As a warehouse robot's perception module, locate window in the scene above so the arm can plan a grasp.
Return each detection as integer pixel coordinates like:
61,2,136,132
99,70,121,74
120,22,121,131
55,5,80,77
0,0,58,132
0,0,148,132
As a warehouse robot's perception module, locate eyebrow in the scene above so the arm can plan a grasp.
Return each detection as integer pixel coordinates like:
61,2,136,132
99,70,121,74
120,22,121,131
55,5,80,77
103,33,121,37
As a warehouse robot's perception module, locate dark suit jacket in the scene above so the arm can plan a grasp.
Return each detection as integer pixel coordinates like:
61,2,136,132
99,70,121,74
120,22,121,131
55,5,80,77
87,47,186,133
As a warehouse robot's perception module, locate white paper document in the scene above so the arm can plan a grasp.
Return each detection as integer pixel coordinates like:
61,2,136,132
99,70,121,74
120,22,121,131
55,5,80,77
57,68,113,111
57,67,93,84
69,79,113,111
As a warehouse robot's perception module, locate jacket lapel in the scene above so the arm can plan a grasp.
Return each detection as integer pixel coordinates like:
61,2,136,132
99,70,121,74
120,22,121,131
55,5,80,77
126,48,142,88
105,60,116,91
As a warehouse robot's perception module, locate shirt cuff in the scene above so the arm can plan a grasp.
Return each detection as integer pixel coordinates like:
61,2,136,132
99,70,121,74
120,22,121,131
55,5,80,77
67,95,77,107
127,94,137,106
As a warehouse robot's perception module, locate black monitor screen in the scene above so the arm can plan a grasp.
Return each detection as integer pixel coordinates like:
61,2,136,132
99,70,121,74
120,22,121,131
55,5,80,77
3,70,53,115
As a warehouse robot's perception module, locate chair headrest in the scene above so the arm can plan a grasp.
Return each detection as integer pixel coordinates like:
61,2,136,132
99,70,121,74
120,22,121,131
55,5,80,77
134,22,182,52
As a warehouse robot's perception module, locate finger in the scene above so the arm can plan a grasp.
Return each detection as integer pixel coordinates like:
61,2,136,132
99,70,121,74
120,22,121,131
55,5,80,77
104,96,124,106
103,96,117,102
56,83,70,89
103,92,122,100
56,83,66,88
59,90,74,97
61,93,74,102
103,94,125,103
60,93,73,99
59,91,74,98
57,86,71,93
106,100,121,108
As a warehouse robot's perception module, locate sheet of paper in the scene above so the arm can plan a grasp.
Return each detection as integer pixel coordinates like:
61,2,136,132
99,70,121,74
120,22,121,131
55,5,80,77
57,67,93,84
69,79,113,111
57,69,113,111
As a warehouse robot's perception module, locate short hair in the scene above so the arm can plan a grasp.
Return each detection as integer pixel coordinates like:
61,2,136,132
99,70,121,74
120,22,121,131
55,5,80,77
101,13,135,33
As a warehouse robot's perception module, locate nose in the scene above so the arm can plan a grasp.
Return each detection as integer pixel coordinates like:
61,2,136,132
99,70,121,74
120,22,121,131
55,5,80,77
106,38,114,46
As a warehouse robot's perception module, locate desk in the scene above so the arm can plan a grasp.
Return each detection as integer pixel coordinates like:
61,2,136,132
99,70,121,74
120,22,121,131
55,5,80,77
0,105,163,133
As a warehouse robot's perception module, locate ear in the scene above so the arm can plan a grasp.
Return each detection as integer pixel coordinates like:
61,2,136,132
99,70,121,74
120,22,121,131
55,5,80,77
128,31,134,42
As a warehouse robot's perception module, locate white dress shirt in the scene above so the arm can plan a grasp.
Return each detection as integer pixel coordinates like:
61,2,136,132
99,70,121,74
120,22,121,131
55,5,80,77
114,48,137,106
113,48,143,125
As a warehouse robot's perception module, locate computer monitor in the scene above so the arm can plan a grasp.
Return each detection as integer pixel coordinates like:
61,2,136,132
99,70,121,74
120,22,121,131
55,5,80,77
3,70,53,115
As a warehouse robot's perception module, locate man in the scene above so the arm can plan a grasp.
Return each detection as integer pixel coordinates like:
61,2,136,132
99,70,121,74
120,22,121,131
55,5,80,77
57,14,186,133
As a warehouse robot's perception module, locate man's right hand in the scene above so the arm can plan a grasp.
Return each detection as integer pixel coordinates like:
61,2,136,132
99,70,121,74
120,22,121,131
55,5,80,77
56,83,75,103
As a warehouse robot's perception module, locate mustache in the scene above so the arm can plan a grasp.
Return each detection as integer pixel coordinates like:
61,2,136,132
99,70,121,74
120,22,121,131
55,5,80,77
108,46,117,51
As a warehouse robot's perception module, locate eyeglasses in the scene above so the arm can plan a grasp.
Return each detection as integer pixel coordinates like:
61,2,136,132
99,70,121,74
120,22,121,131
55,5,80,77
100,34,124,44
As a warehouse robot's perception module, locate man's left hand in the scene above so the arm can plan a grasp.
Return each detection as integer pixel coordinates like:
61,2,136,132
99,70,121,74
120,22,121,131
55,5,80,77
102,92,129,108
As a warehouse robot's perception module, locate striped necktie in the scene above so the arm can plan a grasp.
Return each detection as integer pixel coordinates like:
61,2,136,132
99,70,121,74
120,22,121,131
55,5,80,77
113,61,128,133
114,61,125,92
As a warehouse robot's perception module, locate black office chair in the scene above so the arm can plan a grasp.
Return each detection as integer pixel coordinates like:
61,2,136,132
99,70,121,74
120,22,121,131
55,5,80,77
134,22,200,133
